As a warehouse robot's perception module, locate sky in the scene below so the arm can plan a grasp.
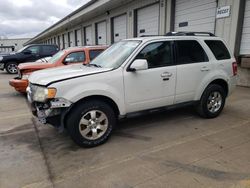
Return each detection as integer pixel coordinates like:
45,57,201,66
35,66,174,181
0,0,91,39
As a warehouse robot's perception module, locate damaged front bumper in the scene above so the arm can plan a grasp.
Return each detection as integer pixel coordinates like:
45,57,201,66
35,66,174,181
27,94,73,129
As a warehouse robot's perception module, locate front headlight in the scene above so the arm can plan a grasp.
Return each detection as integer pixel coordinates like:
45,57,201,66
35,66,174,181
33,87,57,102
0,56,3,61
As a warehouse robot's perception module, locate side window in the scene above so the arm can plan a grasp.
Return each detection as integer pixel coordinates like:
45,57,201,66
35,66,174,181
175,40,208,64
205,40,231,60
65,52,85,63
26,46,40,54
42,46,56,55
89,50,104,60
135,42,173,69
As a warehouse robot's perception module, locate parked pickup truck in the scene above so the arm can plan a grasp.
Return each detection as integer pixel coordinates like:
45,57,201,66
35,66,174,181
27,32,237,147
9,46,107,93
0,44,59,74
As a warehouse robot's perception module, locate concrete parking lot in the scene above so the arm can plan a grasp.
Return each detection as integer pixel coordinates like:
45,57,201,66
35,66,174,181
0,72,250,188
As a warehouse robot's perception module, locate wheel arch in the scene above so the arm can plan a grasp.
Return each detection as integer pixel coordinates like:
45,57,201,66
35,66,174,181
195,78,229,101
63,95,120,128
4,60,18,68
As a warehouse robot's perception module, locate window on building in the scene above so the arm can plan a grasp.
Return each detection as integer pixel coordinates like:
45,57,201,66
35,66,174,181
175,40,208,64
205,40,231,60
135,41,173,69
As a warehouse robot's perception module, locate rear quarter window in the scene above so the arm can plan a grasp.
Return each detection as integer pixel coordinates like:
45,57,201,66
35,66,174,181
89,49,104,60
205,40,231,60
42,46,58,55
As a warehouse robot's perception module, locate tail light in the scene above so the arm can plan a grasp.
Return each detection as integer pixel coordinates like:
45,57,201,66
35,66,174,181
232,62,237,76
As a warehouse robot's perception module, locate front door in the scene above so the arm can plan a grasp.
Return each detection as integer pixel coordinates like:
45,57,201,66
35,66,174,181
24,45,41,62
124,41,176,113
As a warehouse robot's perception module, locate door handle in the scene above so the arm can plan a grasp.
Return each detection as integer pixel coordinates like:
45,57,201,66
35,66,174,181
200,66,210,72
161,72,172,78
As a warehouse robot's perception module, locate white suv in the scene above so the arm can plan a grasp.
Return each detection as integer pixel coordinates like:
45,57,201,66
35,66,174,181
27,32,237,147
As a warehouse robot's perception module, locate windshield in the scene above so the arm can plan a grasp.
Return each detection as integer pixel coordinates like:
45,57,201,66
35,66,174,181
17,46,27,53
48,51,65,64
89,40,141,69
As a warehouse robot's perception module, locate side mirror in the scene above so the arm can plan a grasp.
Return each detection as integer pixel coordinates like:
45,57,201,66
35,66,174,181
23,50,32,55
128,59,148,72
64,57,74,64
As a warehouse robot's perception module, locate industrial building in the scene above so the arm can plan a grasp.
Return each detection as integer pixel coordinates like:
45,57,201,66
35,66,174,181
26,0,250,87
0,38,31,52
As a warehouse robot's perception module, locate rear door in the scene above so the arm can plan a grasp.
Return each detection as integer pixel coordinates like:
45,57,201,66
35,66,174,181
174,40,211,103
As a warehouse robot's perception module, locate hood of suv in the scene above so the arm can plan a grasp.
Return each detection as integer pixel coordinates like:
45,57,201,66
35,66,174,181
29,64,112,86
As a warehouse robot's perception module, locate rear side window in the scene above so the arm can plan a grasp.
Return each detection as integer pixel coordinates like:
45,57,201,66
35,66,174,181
205,40,231,60
42,46,57,55
89,50,104,60
175,40,208,64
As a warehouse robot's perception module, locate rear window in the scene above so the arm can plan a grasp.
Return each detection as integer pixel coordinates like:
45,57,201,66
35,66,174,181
89,49,104,60
175,40,208,64
42,46,57,55
205,40,231,60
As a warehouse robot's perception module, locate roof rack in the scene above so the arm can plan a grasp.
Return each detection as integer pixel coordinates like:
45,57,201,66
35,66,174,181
166,32,215,37
140,35,163,37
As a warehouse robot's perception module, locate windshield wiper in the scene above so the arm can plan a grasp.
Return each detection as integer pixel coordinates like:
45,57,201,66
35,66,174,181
87,64,102,68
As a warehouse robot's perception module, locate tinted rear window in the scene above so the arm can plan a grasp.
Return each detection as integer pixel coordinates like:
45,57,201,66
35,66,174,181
175,40,208,64
205,40,231,60
42,46,57,55
89,49,104,60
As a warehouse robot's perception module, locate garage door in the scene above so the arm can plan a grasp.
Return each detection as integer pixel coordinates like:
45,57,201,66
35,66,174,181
175,0,217,33
240,0,250,55
69,31,74,47
96,21,107,45
60,35,63,49
136,3,160,37
76,29,82,46
85,26,93,45
64,34,70,48
113,14,127,42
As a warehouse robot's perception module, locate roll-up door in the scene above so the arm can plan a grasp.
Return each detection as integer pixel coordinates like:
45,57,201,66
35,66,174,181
85,26,93,45
240,0,250,55
113,14,127,43
60,35,63,49
175,0,217,33
63,34,68,48
76,29,82,46
96,21,107,45
136,3,160,37
69,31,74,47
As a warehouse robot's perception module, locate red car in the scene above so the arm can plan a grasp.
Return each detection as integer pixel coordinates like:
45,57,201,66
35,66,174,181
9,46,107,93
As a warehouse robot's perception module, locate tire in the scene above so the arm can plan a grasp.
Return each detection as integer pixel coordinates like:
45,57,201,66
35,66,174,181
66,100,116,147
196,84,226,119
6,62,18,74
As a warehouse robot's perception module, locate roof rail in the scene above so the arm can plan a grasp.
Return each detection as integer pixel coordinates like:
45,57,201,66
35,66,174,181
140,35,163,37
166,32,215,37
